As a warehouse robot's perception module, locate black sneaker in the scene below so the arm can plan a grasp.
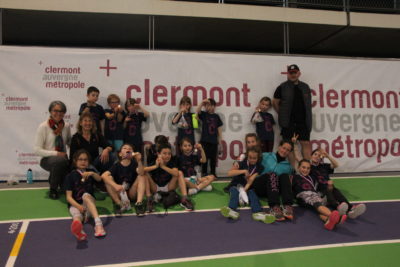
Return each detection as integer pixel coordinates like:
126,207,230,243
180,197,194,211
146,197,154,213
49,189,59,200
113,203,122,216
134,202,146,217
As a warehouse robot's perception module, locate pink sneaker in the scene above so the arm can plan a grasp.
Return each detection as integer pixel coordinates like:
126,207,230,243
71,220,87,241
324,210,340,230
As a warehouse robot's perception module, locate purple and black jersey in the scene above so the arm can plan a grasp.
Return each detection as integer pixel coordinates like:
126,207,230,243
253,112,275,141
79,103,105,131
198,111,223,144
293,174,320,195
104,109,125,140
69,133,111,164
65,169,96,205
230,160,264,188
172,112,195,145
310,163,333,191
109,160,139,185
124,112,147,150
177,153,201,177
150,160,176,187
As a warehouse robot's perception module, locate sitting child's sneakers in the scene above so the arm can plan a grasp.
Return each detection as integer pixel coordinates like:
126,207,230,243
180,197,194,211
146,197,154,213
201,185,213,192
220,206,239,220
188,188,199,195
282,205,294,220
94,224,106,238
324,210,340,230
71,220,87,241
113,203,122,216
134,201,146,217
348,204,366,219
337,202,349,215
252,212,276,224
271,206,285,221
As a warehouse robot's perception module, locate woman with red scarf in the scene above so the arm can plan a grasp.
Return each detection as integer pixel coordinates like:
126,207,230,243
34,101,71,199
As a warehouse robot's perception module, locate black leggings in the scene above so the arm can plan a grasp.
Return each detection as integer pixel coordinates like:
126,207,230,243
252,173,294,207
201,142,218,176
324,187,352,211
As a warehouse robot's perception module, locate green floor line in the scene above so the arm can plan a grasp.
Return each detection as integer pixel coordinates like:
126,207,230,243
146,242,400,267
0,178,399,221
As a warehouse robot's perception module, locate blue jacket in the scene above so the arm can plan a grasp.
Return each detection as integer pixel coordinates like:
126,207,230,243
260,152,293,176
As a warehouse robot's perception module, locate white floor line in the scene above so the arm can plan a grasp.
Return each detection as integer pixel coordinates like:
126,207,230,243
86,239,400,267
0,187,47,191
1,199,399,225
5,220,29,267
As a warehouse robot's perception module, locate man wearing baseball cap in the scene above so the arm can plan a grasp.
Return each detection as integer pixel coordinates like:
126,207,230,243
273,64,312,163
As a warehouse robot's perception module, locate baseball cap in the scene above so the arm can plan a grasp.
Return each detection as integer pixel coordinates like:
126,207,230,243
287,64,300,73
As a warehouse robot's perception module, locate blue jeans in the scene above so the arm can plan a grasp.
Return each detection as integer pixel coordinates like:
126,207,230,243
228,187,262,213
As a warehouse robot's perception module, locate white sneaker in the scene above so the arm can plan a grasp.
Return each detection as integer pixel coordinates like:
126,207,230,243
252,212,276,224
348,204,366,219
337,202,349,215
220,206,239,220
201,185,213,192
188,188,199,195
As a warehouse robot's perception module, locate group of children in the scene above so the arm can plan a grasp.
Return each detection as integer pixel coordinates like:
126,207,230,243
65,86,365,242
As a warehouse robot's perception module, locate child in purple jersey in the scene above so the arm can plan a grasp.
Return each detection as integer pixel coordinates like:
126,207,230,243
144,143,194,211
177,137,215,196
251,96,275,152
293,160,347,230
104,94,125,152
65,149,106,241
101,143,146,216
172,96,195,154
196,98,223,177
310,148,366,220
123,98,149,154
221,147,275,224
79,86,105,134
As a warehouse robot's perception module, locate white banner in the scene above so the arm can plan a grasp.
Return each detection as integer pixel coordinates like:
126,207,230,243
0,46,399,180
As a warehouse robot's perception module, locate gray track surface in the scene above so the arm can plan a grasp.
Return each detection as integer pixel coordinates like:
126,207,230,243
10,202,400,267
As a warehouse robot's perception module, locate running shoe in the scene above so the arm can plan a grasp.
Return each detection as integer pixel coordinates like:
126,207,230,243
201,185,213,192
252,212,276,224
271,206,285,221
146,197,154,213
180,198,194,211
324,210,340,230
94,224,106,237
339,214,347,224
113,203,122,216
220,206,239,220
337,202,349,215
71,220,87,241
348,204,366,219
282,205,294,220
188,188,199,195
134,202,146,217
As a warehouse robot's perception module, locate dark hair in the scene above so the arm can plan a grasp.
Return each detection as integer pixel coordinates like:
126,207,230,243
208,98,217,106
48,100,67,113
246,146,262,163
157,143,172,153
279,139,294,151
107,94,120,104
117,143,135,161
259,96,271,104
154,135,169,145
245,133,260,148
179,96,192,106
179,137,193,148
87,86,100,95
125,98,137,111
298,159,311,167
72,149,91,167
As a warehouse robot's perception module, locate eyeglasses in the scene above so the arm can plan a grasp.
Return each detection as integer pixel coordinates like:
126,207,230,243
52,109,65,113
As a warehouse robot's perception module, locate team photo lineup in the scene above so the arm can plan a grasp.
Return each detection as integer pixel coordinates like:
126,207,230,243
34,63,366,241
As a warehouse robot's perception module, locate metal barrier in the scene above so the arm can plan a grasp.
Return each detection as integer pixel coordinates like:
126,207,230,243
176,0,400,14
